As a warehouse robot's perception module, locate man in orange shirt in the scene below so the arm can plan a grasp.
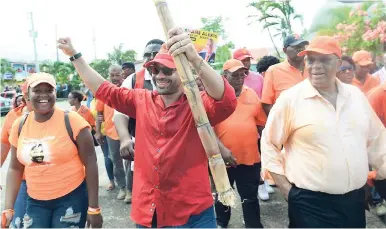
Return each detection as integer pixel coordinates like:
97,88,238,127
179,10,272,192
261,36,386,228
351,50,380,93
261,34,309,115
214,59,266,228
94,64,128,201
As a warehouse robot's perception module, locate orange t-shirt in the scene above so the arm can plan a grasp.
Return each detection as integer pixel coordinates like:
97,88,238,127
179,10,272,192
95,100,119,140
214,87,267,165
367,83,386,127
1,105,26,145
71,105,96,127
352,74,380,94
261,60,308,105
9,107,90,200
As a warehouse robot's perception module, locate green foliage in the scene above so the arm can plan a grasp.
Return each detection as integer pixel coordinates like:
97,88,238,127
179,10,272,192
201,16,227,40
107,44,137,65
0,58,16,75
90,59,111,79
248,0,304,41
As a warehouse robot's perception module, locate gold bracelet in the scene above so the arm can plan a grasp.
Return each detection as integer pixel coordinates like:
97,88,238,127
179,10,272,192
87,210,101,215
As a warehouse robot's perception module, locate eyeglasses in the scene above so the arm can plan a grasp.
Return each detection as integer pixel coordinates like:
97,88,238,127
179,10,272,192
149,66,176,76
339,66,354,72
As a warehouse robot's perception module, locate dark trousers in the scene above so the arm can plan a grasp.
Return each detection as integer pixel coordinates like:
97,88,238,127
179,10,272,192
215,163,263,228
288,186,365,228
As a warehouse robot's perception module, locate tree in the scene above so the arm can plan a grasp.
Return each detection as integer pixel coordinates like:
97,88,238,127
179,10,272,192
313,2,386,55
107,44,137,65
248,0,304,57
90,59,111,79
0,58,16,75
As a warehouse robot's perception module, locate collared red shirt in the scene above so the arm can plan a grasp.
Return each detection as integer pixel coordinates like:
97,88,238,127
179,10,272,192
261,60,308,105
261,78,386,194
214,86,266,165
367,83,386,127
95,79,237,227
244,71,264,99
351,74,380,94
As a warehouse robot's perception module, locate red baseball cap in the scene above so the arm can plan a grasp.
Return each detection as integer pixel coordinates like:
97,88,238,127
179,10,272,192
298,36,342,58
223,59,248,73
233,48,253,61
144,44,176,69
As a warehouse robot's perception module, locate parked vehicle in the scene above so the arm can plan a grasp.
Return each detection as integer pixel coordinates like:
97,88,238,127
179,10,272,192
0,97,12,115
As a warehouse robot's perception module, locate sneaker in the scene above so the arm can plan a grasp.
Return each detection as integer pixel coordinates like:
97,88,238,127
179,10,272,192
124,191,132,204
258,184,269,201
375,202,386,216
117,188,126,200
265,180,275,194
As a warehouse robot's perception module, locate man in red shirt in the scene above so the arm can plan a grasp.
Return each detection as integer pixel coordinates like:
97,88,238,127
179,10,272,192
58,27,237,228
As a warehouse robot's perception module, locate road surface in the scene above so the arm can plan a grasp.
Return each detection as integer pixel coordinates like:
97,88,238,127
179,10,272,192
1,100,385,227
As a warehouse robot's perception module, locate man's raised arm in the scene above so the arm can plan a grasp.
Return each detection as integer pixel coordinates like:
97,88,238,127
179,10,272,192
57,37,105,94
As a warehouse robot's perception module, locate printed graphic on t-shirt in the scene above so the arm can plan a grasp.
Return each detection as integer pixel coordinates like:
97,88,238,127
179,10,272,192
20,137,53,166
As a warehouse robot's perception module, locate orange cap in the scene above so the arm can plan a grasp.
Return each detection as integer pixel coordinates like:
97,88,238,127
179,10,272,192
352,50,373,66
27,72,56,89
298,36,342,58
223,59,248,73
233,48,253,61
144,44,176,69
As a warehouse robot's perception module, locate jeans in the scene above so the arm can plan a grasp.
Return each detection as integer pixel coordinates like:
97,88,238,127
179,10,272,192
288,186,365,228
215,163,263,228
100,136,114,181
10,181,28,228
24,181,88,228
372,187,383,205
106,136,126,189
137,206,217,228
124,159,133,192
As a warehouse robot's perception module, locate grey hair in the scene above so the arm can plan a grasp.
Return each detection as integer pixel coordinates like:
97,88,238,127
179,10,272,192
108,64,122,73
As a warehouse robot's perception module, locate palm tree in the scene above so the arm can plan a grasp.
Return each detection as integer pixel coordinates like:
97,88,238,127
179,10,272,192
248,0,304,57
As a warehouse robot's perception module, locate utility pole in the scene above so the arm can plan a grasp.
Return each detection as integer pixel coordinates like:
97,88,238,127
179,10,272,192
92,27,97,60
28,12,39,72
55,24,59,62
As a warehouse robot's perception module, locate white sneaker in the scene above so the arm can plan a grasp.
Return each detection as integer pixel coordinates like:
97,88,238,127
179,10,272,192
265,180,275,194
117,188,126,200
375,202,386,216
258,184,269,201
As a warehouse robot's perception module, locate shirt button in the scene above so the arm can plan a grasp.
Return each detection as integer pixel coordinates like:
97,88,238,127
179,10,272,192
160,132,163,136
156,149,160,153
155,185,159,189
154,167,158,171
150,208,154,212
152,203,155,207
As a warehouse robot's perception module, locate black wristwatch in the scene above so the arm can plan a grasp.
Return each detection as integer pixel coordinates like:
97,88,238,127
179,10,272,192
69,52,82,62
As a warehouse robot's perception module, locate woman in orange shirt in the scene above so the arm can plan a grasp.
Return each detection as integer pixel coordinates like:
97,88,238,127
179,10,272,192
2,73,102,228
68,90,96,128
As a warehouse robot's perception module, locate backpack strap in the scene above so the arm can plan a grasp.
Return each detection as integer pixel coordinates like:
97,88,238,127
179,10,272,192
18,112,30,137
64,110,77,147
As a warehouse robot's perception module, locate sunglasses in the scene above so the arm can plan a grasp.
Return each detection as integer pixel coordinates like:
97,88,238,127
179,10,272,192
339,66,353,72
149,66,176,76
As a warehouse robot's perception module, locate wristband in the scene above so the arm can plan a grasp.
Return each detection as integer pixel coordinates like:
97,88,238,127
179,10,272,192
69,52,82,62
87,207,101,215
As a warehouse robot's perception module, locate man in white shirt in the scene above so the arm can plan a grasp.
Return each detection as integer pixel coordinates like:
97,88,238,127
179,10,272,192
373,53,386,84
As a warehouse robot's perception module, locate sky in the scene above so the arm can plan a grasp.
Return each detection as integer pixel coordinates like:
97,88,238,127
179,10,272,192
0,0,332,63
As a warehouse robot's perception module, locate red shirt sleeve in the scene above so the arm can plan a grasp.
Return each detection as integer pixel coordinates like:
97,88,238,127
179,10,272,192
202,77,237,126
95,81,139,118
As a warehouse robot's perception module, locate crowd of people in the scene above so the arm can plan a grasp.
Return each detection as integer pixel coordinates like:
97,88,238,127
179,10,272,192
0,25,385,228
